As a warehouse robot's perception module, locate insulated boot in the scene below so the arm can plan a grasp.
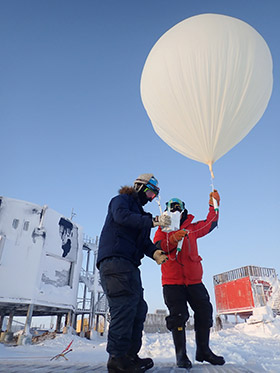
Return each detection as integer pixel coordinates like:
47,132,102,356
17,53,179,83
172,327,192,369
127,354,154,371
107,355,146,373
195,328,225,366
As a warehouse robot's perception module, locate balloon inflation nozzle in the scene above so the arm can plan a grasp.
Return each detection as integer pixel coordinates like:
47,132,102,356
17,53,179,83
208,163,215,179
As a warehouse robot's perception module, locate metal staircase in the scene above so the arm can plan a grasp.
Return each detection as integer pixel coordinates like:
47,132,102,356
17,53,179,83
75,237,109,334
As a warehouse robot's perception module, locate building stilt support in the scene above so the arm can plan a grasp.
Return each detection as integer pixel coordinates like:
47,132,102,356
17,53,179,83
17,304,34,345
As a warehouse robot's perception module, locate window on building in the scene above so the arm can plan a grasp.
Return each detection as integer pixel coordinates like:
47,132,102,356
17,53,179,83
0,235,6,263
23,221,29,231
12,219,19,229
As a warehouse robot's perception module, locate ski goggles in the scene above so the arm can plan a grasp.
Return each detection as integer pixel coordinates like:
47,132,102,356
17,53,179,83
143,177,160,201
146,176,160,194
144,186,158,201
166,198,185,212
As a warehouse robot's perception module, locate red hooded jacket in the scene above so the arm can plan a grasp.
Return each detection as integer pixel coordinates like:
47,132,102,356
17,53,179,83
153,206,218,286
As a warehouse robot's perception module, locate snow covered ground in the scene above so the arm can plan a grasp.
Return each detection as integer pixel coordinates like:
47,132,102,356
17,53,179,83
1,312,280,372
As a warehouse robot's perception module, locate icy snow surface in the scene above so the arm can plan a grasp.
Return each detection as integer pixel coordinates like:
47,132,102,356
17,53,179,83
1,316,280,372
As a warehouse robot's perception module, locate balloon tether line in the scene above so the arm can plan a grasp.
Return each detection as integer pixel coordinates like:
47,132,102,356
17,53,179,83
208,162,215,182
208,162,219,214
156,195,163,214
208,162,215,191
210,177,215,192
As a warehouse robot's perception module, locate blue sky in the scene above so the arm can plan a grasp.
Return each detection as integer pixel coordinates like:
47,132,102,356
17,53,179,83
1,0,280,313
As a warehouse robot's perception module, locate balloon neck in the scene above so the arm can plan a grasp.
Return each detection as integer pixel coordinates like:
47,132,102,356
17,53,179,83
208,163,215,179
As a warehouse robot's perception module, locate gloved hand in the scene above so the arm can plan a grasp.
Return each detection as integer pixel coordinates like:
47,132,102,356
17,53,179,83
153,214,171,227
169,229,187,245
209,189,220,206
153,250,168,264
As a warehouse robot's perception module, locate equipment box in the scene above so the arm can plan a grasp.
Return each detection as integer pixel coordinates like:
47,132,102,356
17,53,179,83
213,265,280,318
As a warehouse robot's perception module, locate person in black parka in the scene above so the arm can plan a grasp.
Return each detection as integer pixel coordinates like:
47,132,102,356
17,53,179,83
97,173,170,373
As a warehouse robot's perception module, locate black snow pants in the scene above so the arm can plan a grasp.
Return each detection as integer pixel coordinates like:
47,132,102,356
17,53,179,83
99,257,148,357
163,283,213,332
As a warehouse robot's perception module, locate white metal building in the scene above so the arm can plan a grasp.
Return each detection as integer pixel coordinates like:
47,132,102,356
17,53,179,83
0,196,83,328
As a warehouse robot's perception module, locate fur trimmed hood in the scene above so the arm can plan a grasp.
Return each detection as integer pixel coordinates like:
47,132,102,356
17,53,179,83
119,186,137,195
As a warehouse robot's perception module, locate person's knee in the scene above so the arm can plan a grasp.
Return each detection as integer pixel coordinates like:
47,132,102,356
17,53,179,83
194,303,213,330
135,299,148,323
166,313,189,331
195,317,213,330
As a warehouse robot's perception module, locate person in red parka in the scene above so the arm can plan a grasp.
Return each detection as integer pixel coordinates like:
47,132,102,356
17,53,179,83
153,190,225,369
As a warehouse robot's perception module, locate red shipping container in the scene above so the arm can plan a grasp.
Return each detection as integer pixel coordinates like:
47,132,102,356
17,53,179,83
215,277,254,315
213,265,279,318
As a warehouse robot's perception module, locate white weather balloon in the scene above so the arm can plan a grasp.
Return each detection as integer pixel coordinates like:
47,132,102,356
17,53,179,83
140,14,273,177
